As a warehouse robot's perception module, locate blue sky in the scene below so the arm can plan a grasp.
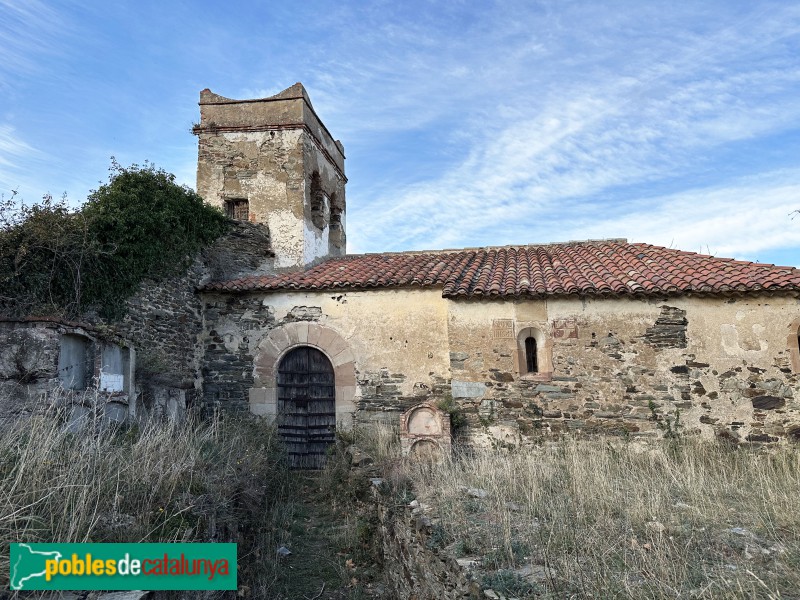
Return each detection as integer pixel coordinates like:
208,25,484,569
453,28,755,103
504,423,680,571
2,1,800,265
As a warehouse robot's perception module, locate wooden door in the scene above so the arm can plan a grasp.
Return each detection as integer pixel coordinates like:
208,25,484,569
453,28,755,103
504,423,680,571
277,346,336,469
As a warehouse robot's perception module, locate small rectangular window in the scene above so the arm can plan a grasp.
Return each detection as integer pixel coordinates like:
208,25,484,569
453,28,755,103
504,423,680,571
225,199,249,221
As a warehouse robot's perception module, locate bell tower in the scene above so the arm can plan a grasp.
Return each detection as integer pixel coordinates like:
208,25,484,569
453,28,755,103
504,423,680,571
194,83,346,270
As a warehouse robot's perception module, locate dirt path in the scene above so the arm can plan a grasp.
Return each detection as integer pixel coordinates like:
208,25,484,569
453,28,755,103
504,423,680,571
267,474,385,600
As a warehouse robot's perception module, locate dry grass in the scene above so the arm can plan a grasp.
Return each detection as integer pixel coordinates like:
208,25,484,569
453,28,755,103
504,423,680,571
0,394,294,596
351,420,402,464
405,439,800,599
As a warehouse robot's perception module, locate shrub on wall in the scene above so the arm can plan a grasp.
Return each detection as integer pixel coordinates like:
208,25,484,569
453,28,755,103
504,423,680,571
0,160,228,319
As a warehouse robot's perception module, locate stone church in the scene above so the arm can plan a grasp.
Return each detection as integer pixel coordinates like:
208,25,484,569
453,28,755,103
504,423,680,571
189,83,800,464
4,83,800,466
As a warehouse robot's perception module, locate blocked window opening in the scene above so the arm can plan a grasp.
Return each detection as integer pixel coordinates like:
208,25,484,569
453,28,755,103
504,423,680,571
58,334,88,390
100,344,128,393
328,192,346,254
525,336,538,373
330,205,341,225
787,320,800,373
225,199,249,221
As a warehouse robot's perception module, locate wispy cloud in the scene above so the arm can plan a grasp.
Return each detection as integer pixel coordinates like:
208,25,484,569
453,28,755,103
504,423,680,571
331,1,800,263
2,0,799,266
569,171,800,262
0,124,40,194
0,0,76,90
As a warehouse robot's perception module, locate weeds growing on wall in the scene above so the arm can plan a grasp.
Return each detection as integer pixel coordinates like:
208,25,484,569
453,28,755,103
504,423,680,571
0,160,228,319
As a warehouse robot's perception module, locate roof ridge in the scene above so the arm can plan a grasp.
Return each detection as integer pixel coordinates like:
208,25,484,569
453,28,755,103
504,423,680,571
343,238,630,258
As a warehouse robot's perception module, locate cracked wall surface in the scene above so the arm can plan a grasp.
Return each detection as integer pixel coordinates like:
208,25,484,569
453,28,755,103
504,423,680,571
200,289,452,425
195,87,346,271
199,288,800,444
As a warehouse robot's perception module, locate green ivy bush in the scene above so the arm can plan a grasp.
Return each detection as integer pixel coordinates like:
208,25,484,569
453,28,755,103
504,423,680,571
0,160,228,319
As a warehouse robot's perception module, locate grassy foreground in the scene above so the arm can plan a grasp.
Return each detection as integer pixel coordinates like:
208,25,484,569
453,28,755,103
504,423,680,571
0,405,294,597
0,404,387,599
402,438,800,599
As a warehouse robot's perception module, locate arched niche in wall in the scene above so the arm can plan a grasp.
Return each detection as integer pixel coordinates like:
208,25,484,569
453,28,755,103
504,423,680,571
250,322,356,430
516,325,553,381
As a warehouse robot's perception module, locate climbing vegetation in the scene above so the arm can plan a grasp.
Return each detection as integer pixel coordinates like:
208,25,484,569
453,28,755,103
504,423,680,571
0,160,228,319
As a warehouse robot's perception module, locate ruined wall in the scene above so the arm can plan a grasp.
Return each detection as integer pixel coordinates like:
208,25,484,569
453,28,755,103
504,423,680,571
447,294,800,445
200,289,451,422
0,321,63,421
98,222,271,417
0,320,134,425
373,484,473,599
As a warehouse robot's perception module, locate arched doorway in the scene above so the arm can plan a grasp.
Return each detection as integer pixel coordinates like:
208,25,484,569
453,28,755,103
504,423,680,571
277,346,336,469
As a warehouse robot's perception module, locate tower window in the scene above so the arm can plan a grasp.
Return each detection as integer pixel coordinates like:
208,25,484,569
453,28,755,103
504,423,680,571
525,336,538,373
309,172,329,229
225,199,249,221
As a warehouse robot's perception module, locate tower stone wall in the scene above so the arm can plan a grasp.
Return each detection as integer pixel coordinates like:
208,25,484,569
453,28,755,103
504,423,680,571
194,84,346,270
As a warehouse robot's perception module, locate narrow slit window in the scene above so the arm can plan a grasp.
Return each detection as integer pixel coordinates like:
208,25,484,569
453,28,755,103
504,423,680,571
525,336,538,373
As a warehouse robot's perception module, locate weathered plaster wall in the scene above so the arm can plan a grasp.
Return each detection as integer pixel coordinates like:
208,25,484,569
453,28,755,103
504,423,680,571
200,289,451,424
199,287,800,443
0,322,63,421
447,294,800,445
195,87,346,271
197,129,308,269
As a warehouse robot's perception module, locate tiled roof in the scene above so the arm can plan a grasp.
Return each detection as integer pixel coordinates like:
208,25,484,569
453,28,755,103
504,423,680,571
201,240,800,299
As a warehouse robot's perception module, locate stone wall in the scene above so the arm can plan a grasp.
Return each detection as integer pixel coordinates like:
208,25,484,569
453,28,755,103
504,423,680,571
199,289,452,422
0,321,63,421
92,222,272,417
373,484,473,599
194,85,346,270
448,295,800,445
200,285,800,444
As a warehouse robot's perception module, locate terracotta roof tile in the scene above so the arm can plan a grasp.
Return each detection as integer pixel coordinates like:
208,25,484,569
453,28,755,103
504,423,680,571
201,240,800,299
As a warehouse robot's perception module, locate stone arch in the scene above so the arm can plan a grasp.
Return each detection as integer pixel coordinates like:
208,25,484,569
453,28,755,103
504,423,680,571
248,322,356,429
516,325,553,381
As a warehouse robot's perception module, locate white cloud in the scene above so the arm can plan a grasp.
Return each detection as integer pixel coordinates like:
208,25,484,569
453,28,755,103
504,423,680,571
563,171,800,261
0,124,41,195
338,1,800,264
0,0,75,89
